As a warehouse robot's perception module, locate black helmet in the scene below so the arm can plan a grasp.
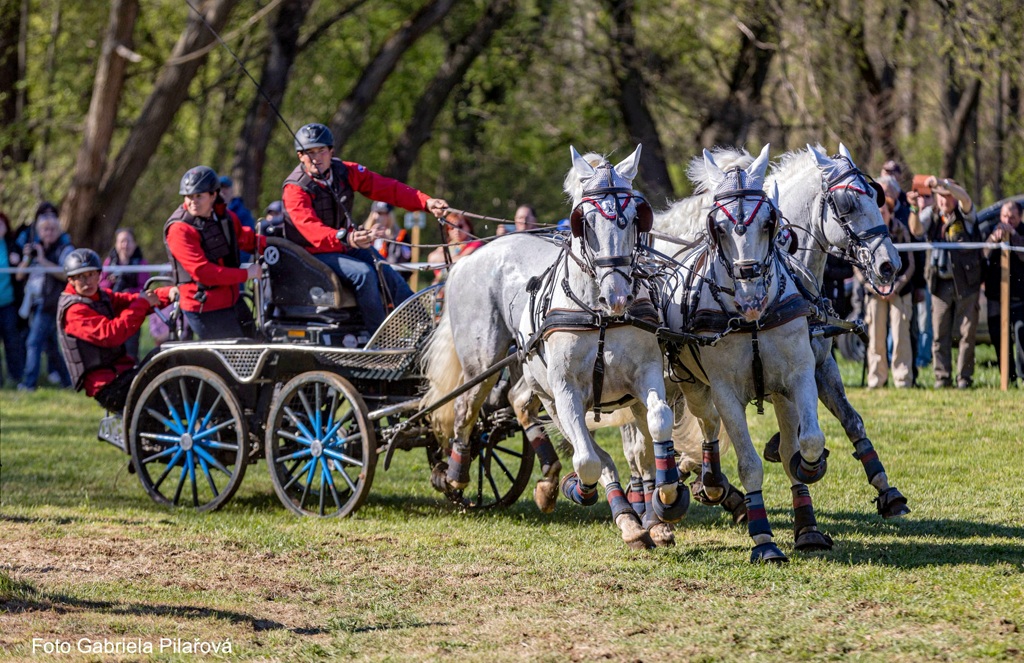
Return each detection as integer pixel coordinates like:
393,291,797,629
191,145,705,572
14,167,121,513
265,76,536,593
294,123,334,152
63,248,102,277
179,166,220,195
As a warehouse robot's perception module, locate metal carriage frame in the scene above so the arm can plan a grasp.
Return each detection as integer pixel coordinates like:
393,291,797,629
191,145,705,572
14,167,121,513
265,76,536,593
100,244,535,518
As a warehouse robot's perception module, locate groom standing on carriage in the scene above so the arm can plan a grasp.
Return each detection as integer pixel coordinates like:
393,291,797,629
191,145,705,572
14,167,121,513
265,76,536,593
281,122,449,333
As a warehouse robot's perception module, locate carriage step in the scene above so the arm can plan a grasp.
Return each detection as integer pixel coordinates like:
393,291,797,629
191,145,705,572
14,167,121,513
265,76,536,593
97,415,126,453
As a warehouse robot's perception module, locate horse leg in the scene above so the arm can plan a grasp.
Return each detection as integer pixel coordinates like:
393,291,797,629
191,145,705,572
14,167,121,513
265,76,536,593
441,373,501,491
622,423,675,547
595,443,655,550
679,384,728,506
785,369,829,485
816,353,910,517
774,396,833,552
629,388,689,524
509,380,561,513
715,392,787,564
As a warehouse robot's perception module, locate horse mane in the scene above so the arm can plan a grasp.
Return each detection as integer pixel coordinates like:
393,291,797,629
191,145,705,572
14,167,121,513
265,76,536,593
766,144,826,189
653,146,754,240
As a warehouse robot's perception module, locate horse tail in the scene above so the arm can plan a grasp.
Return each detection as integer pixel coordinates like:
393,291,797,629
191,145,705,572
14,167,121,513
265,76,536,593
421,308,462,442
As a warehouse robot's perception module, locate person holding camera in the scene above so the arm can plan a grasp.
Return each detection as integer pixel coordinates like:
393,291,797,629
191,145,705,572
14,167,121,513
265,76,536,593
16,206,74,391
908,176,981,389
164,166,263,340
982,200,1024,382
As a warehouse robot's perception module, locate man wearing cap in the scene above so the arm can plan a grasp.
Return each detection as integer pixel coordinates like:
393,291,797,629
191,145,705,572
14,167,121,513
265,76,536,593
219,175,257,261
281,122,449,333
164,166,264,340
57,249,176,411
982,200,1024,382
264,201,285,225
908,176,982,388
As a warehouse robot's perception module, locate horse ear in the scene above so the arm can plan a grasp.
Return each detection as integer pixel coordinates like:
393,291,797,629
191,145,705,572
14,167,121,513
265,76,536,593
615,144,643,182
746,143,771,186
703,148,725,187
838,142,854,162
807,144,833,171
570,145,596,180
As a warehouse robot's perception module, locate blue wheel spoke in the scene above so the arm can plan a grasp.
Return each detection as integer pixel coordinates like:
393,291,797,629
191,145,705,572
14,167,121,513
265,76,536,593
142,446,180,465
187,380,206,432
172,461,188,505
192,418,236,442
152,448,185,490
178,379,195,432
324,389,339,435
322,464,343,511
299,457,317,506
192,445,231,476
198,393,225,432
491,444,524,459
283,406,317,442
282,459,314,492
277,447,313,463
140,432,184,446
159,386,185,435
145,407,184,436
322,446,364,468
188,450,199,507
331,458,358,493
197,440,240,452
318,462,327,516
197,454,219,498
314,382,323,433
276,429,313,447
297,391,318,437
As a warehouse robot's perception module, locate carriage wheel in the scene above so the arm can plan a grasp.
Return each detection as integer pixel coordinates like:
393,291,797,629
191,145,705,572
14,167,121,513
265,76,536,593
128,366,247,512
428,413,535,511
265,372,376,518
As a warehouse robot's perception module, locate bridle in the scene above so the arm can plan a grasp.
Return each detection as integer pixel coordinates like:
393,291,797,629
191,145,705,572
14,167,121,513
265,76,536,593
568,162,653,284
705,177,779,287
818,156,890,276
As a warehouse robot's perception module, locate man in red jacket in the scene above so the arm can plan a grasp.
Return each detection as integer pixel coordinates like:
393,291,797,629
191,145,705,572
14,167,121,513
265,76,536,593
281,122,448,332
164,166,264,339
57,249,175,412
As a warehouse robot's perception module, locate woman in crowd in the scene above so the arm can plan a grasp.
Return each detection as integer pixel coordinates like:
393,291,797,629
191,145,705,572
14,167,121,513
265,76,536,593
427,211,482,284
100,228,150,358
0,211,26,385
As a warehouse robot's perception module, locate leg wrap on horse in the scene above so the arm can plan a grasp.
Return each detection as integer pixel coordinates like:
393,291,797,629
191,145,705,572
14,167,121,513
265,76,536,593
628,476,646,517
605,481,633,520
651,481,690,524
526,424,560,475
789,447,830,484
653,440,680,487
445,443,472,488
560,472,598,506
792,483,833,551
744,491,773,539
721,484,748,525
851,438,885,483
691,439,725,505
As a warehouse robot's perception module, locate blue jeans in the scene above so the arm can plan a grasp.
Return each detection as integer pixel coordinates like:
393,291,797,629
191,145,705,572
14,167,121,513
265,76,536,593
0,303,25,383
22,305,70,388
315,249,414,332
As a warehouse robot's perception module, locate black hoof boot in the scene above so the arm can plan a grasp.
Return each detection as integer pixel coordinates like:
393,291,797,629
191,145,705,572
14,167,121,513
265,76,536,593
794,526,834,552
790,448,829,484
721,485,748,525
874,486,910,519
763,432,782,463
652,483,690,523
750,542,788,564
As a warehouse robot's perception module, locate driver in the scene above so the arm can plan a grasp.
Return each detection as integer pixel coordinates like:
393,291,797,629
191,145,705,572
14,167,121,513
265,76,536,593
281,122,448,332
57,249,176,412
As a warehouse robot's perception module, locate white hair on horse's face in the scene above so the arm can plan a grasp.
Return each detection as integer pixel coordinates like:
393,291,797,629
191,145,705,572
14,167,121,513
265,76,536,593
564,145,642,205
685,146,754,194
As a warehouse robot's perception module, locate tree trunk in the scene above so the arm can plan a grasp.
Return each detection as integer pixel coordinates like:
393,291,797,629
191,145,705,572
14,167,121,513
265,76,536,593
89,0,238,245
386,0,516,183
941,76,981,179
0,0,25,162
697,0,779,155
329,0,456,152
602,0,674,206
34,0,61,192
63,0,139,246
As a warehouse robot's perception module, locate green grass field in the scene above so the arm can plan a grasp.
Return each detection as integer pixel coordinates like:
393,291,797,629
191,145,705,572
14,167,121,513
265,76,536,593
1,351,1022,661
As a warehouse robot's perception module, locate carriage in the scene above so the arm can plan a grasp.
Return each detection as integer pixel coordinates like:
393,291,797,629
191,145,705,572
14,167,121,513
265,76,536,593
96,234,534,517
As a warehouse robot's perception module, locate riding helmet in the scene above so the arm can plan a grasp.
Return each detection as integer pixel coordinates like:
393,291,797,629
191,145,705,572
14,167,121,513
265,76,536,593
178,166,220,196
63,248,102,277
294,123,334,152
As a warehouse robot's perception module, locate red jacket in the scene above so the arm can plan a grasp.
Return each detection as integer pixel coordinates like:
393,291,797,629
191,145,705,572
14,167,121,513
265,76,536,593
61,284,173,396
165,206,264,312
282,161,430,254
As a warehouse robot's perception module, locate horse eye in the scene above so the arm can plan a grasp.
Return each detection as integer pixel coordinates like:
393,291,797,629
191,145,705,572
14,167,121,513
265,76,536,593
584,224,600,251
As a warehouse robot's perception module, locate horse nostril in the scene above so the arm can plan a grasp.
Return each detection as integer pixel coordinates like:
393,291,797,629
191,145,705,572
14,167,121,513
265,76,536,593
879,262,894,280
625,294,634,305
598,296,608,305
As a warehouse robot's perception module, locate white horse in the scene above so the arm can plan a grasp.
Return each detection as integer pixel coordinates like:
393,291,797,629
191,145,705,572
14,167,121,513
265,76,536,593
656,145,828,563
423,146,684,549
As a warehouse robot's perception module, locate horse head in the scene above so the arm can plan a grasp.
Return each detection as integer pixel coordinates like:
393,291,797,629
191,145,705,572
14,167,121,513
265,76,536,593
700,144,778,322
566,145,652,316
808,143,902,289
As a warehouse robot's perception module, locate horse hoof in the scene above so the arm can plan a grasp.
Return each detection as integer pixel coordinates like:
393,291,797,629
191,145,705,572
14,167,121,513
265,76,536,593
794,527,834,552
750,542,789,564
533,478,559,514
430,462,450,494
763,432,782,463
648,522,676,547
691,480,726,506
615,513,656,550
446,458,471,490
559,472,598,506
652,483,689,523
721,486,748,525
875,486,910,519
790,448,830,484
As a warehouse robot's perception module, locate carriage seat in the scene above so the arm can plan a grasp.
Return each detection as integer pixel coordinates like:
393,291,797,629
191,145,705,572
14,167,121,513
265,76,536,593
262,236,358,321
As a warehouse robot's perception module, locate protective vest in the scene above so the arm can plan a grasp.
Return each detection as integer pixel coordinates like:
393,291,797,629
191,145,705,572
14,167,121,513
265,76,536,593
282,159,355,247
57,291,126,391
163,204,239,285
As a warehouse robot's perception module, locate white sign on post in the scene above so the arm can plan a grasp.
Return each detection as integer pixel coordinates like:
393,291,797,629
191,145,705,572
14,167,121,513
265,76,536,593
404,211,427,230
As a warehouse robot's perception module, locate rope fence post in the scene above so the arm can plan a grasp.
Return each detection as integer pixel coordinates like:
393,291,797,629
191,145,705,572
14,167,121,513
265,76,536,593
1001,246,1010,391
